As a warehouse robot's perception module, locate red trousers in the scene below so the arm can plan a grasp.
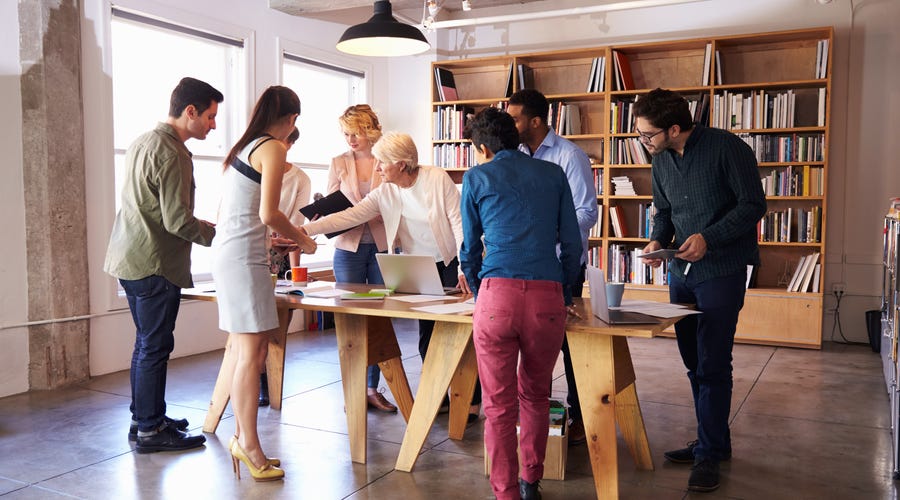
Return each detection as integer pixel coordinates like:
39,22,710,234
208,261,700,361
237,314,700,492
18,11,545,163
473,277,567,500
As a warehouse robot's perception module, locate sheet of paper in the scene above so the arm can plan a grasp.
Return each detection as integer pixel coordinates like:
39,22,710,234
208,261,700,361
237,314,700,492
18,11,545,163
633,307,702,318
387,294,457,303
411,302,476,315
302,288,352,298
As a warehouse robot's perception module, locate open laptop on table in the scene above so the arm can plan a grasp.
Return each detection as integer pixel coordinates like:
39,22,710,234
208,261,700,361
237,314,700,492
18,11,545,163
375,254,462,296
586,265,660,325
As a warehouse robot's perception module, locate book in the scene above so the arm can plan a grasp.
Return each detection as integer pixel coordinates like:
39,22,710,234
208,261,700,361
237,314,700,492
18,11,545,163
504,63,514,97
434,67,459,101
586,57,599,93
549,400,566,436
701,43,712,85
787,255,807,292
517,64,534,89
715,50,723,85
299,190,354,238
798,252,820,292
612,51,635,90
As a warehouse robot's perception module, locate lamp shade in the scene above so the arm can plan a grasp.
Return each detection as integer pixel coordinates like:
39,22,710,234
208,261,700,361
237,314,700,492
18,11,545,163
336,1,430,57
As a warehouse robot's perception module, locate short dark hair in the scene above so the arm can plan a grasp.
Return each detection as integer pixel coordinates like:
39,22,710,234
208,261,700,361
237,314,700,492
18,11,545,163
168,77,224,118
464,107,519,154
631,88,694,131
507,88,548,123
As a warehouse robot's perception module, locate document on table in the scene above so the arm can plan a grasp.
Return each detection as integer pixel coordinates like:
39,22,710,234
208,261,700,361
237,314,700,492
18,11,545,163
302,288,352,298
411,302,476,315
612,299,701,318
387,295,458,303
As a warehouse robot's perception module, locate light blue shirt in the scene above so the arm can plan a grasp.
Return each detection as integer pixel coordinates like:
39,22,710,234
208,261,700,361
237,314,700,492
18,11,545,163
519,129,598,264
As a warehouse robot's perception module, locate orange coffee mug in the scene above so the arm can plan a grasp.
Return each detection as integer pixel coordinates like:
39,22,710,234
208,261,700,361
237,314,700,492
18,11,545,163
284,266,308,286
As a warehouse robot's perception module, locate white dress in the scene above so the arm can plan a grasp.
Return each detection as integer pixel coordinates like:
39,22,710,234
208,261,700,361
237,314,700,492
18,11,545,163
212,137,278,333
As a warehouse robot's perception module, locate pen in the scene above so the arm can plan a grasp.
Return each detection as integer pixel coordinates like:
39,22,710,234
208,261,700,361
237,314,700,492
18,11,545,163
685,262,692,276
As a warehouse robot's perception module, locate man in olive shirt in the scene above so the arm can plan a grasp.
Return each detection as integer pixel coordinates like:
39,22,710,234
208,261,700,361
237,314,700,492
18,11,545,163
636,88,766,492
104,77,221,453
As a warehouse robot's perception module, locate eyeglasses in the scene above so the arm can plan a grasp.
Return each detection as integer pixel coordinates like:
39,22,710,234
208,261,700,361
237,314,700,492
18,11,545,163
635,127,666,143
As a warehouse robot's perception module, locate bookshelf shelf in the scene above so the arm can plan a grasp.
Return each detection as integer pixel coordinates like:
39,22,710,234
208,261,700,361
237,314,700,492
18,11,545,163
430,26,832,348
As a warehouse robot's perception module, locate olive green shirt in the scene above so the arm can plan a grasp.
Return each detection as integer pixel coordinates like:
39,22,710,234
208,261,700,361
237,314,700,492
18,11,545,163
104,122,215,289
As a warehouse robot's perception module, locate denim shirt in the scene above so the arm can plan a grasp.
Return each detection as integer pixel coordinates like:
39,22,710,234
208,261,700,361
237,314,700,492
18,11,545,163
460,149,582,305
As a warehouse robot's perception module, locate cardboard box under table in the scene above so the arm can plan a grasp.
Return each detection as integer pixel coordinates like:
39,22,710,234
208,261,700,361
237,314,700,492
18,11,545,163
484,403,569,480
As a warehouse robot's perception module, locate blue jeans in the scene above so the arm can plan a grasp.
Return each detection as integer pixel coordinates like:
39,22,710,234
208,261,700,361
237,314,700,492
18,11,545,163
120,275,182,432
668,269,747,462
333,244,384,388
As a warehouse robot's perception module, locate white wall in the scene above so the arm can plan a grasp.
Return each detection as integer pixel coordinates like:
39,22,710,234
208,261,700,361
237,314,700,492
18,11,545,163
0,0,29,396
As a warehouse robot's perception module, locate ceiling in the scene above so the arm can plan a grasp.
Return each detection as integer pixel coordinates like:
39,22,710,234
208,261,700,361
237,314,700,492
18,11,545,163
269,0,546,25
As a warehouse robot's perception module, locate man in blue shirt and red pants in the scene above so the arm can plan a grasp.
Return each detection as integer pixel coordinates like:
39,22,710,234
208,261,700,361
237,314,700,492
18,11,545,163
460,107,582,500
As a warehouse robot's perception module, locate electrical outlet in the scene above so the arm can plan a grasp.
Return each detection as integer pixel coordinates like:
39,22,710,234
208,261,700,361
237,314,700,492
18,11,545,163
832,282,846,294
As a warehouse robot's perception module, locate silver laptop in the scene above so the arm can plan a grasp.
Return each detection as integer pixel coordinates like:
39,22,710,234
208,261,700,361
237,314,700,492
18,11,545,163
375,254,461,296
586,265,660,325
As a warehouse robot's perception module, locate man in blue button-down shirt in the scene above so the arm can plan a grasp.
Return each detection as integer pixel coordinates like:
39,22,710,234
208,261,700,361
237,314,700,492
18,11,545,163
637,88,766,493
507,89,598,445
460,107,581,500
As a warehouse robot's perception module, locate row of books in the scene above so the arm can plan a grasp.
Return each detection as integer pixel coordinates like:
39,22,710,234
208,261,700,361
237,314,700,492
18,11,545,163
701,44,724,86
585,56,607,93
787,252,821,293
760,165,824,197
589,203,604,237
609,137,651,165
434,67,459,102
610,99,636,133
758,206,822,243
592,169,604,196
432,143,477,169
611,50,636,91
711,89,826,130
548,102,582,136
609,205,629,238
635,202,657,239
738,133,825,163
608,244,669,285
688,94,711,126
432,105,475,141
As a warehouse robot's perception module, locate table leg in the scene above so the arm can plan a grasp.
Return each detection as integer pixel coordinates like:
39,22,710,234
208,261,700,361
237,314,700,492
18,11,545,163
266,307,291,410
203,334,235,433
367,316,414,422
395,321,474,472
567,331,618,500
447,336,478,440
616,382,654,470
334,312,369,464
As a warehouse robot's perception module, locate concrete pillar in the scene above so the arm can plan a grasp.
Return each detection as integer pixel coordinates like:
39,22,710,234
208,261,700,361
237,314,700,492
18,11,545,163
19,0,90,389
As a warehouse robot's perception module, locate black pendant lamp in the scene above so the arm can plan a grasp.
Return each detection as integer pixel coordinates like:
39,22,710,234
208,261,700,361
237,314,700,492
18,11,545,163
336,1,430,57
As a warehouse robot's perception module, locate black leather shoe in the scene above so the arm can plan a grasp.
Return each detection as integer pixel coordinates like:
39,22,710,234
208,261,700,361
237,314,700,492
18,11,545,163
135,425,206,454
519,478,542,500
128,416,189,442
664,440,731,464
688,459,720,492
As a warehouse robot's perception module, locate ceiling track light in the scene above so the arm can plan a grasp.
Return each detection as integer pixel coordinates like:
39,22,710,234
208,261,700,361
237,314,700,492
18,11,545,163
462,0,472,11
337,0,431,57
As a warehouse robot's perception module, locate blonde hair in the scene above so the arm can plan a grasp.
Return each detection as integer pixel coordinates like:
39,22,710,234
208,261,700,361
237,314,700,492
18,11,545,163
372,132,419,173
338,104,382,145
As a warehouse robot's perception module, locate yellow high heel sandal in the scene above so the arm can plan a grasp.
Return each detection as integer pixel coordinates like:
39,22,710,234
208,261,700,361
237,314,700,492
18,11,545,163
230,440,284,482
229,436,280,467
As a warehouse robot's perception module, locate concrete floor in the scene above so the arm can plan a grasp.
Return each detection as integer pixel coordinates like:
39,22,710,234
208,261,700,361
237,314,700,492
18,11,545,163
0,327,897,499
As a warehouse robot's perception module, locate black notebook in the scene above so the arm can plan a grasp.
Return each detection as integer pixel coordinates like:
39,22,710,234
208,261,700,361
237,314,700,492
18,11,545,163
299,191,354,239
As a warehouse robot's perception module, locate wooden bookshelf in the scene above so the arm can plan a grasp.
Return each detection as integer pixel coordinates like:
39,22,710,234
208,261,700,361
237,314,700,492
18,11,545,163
430,27,833,348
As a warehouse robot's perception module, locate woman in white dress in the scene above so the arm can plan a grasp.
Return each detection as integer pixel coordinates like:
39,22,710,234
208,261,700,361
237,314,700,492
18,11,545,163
213,86,316,481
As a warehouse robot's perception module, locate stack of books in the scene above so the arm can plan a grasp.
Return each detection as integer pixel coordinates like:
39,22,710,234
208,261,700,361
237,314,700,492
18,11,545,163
611,176,636,196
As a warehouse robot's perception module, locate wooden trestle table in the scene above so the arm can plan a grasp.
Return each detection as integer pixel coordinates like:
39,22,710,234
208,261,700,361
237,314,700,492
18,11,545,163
182,283,681,499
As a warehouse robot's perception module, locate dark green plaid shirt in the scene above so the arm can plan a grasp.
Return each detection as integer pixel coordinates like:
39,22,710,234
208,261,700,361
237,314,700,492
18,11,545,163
650,125,767,283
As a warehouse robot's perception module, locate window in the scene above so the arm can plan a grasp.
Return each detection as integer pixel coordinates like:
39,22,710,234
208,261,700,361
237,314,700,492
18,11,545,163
110,8,246,281
282,54,366,268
